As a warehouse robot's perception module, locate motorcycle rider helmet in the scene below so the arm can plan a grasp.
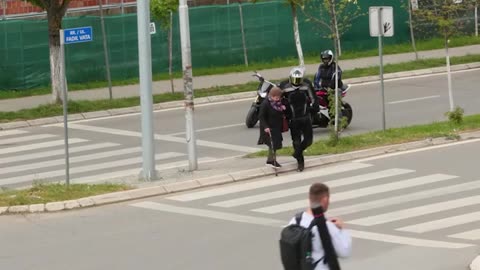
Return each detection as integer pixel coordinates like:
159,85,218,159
321,50,334,66
289,66,304,86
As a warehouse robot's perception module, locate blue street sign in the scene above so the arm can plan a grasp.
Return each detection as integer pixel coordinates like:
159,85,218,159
64,26,93,44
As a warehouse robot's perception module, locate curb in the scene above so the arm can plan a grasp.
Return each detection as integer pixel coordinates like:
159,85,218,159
1,62,479,131
1,129,480,216
471,255,480,270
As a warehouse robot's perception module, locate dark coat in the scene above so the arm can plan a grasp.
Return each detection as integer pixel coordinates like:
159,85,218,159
257,98,285,150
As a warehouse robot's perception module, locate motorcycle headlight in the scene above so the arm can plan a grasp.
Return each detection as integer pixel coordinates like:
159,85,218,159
260,92,267,98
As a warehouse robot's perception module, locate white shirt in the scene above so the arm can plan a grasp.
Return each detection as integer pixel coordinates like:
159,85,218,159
288,212,352,270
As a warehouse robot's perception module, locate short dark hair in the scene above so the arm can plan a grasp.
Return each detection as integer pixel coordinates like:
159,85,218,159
309,183,329,202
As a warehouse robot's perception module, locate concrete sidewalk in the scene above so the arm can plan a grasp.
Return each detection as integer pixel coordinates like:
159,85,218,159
1,44,479,112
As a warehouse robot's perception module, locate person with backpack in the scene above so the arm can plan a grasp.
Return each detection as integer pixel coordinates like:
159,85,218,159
279,67,320,172
279,182,352,270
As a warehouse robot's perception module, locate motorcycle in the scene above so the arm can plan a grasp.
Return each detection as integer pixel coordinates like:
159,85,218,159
312,85,353,128
245,71,277,128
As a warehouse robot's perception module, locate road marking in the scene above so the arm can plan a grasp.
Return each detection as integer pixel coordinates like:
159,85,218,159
0,138,88,155
131,201,285,227
0,134,56,145
388,95,440,105
0,147,143,174
348,194,480,226
130,201,473,249
252,174,457,214
330,180,480,216
353,138,480,163
0,129,29,137
449,229,480,241
67,124,262,153
397,211,480,233
0,152,185,185
210,168,414,208
168,123,245,136
74,157,216,184
0,142,118,164
166,162,372,202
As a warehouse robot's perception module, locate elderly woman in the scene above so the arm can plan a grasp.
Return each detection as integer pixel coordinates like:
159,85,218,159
257,86,286,168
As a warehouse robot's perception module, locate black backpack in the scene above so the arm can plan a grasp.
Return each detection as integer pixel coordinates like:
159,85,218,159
279,212,323,270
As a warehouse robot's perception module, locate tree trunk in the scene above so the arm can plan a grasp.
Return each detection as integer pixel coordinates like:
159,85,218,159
169,11,174,93
291,3,304,67
48,13,63,104
330,0,340,60
408,0,419,60
445,35,454,112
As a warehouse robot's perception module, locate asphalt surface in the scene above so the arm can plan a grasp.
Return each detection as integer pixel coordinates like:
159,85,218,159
1,138,480,270
0,68,479,187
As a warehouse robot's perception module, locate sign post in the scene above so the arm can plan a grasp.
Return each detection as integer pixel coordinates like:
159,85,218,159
369,6,393,131
60,26,93,186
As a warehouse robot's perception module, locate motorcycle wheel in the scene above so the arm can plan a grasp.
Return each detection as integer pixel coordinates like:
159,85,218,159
245,105,259,128
342,102,353,127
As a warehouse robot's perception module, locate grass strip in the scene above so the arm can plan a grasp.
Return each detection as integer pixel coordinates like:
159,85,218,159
0,53,479,122
247,114,480,158
0,35,479,100
0,182,132,207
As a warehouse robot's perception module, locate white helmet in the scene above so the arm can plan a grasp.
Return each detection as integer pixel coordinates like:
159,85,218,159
289,66,305,86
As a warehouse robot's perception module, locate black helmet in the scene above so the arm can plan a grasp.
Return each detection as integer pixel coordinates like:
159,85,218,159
321,50,333,66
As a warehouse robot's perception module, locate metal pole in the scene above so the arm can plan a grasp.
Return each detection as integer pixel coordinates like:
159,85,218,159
475,4,478,37
334,51,339,134
99,0,113,100
446,39,454,111
238,2,248,67
179,0,198,171
60,29,70,186
137,0,156,180
378,7,386,131
2,0,6,21
121,0,124,14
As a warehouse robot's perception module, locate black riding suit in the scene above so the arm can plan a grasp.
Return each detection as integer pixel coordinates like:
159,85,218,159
313,62,345,90
279,78,319,166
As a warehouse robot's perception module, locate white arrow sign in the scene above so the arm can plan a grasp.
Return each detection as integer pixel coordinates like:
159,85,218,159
369,6,394,37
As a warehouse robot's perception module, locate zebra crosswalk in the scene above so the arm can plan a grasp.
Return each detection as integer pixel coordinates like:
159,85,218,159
132,161,480,249
0,129,212,187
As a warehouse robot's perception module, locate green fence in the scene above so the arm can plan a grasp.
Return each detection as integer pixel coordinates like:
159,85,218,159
0,0,417,90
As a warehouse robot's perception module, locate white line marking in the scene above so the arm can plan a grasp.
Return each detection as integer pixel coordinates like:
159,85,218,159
0,152,185,185
0,147,143,174
330,180,480,216
0,129,29,137
449,229,480,241
348,230,472,249
348,194,480,226
353,138,480,163
130,201,473,249
388,95,440,105
397,211,480,233
73,157,216,184
131,201,285,227
166,162,372,202
252,174,457,214
67,124,262,153
0,142,118,164
0,138,88,155
167,123,245,136
0,134,56,145
210,169,414,208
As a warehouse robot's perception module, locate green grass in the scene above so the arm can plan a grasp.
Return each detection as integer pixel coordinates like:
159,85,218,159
0,182,132,207
248,114,480,158
0,52,478,122
0,35,479,100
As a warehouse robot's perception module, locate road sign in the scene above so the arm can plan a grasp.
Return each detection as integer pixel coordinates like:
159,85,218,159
411,0,418,10
369,6,394,37
150,22,156,35
63,26,93,44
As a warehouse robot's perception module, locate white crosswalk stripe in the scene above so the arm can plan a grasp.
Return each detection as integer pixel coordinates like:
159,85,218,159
0,138,88,155
0,129,29,137
0,134,56,145
147,162,480,247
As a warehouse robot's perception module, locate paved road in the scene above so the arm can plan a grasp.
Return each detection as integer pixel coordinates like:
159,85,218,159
0,69,479,187
1,138,480,270
1,44,479,111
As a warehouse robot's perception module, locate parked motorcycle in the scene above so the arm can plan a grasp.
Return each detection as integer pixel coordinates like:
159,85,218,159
312,85,353,128
245,71,277,128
